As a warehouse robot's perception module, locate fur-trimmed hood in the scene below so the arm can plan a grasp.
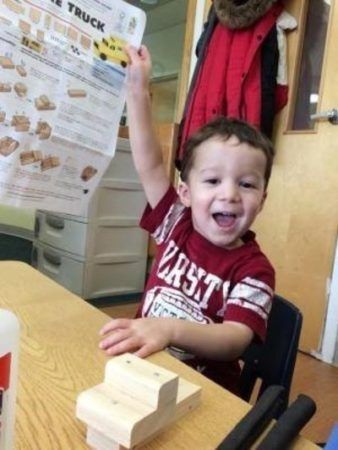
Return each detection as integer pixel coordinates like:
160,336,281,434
214,0,279,29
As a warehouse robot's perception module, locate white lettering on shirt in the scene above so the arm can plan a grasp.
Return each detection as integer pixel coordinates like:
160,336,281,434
156,240,228,309
157,240,180,278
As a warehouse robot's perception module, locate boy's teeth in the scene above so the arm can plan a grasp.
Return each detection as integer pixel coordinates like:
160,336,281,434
215,212,235,217
213,212,236,227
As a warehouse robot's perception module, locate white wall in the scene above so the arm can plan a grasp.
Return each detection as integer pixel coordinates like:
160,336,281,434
320,239,338,364
144,23,186,79
0,205,35,231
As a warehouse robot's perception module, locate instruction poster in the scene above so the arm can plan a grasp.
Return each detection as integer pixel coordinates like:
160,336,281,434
0,0,145,215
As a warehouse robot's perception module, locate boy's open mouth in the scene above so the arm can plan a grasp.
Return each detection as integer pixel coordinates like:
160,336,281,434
212,212,237,228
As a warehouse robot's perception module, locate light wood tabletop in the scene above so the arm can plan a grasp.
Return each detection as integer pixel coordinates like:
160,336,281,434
0,262,319,450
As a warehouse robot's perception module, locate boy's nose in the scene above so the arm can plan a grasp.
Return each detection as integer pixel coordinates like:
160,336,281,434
217,182,240,202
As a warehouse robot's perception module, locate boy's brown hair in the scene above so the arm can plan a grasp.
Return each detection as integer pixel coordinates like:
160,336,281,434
179,116,275,187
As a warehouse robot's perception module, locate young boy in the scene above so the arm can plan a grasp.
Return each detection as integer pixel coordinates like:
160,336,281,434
99,45,275,393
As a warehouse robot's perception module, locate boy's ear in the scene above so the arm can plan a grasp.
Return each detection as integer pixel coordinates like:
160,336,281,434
258,191,268,212
178,181,191,207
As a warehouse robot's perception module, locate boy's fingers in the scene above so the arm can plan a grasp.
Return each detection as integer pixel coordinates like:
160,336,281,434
125,44,136,54
99,328,130,349
99,318,131,335
134,344,153,359
139,45,149,58
106,337,139,356
125,44,150,63
124,44,138,64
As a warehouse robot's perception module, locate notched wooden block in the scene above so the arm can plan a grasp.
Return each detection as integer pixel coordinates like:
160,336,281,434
0,56,15,69
67,89,87,98
35,94,56,110
0,82,11,92
104,353,179,410
14,82,27,97
20,150,42,165
76,353,201,449
16,65,27,77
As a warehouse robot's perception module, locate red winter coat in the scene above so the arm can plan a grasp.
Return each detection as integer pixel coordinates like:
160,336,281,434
177,1,285,162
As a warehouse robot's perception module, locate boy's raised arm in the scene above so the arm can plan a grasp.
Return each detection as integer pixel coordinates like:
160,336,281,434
125,45,170,208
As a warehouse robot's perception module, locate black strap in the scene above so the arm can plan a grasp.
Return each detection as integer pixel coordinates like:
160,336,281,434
257,394,317,450
216,385,285,450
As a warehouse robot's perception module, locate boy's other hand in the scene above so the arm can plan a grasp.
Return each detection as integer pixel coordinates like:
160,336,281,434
98,317,172,358
125,45,151,96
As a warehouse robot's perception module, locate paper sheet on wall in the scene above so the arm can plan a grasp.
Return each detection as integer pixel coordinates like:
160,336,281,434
0,0,145,215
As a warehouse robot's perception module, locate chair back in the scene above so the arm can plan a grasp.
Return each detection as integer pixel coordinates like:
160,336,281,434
238,295,302,418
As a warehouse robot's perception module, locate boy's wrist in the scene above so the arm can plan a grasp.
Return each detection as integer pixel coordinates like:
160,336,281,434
158,317,178,347
127,89,151,102
166,318,182,348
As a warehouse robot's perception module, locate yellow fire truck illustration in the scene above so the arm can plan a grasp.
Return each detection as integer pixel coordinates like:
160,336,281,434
21,36,42,53
93,36,128,68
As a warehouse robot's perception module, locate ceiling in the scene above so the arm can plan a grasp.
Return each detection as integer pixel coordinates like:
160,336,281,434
126,0,173,12
125,0,187,35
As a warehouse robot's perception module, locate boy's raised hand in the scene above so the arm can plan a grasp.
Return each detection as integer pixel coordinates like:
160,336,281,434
123,44,170,209
99,317,173,358
125,45,152,96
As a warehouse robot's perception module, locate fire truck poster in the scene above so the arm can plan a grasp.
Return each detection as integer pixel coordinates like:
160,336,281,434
0,0,146,215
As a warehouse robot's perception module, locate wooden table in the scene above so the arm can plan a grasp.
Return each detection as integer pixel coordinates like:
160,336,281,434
0,262,319,450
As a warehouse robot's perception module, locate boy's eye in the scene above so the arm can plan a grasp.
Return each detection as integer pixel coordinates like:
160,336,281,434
204,178,219,185
240,181,256,189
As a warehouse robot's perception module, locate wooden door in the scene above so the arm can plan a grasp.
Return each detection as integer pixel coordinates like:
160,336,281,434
254,0,338,353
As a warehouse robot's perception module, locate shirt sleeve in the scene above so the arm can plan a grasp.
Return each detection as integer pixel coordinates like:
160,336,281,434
140,185,186,246
224,260,275,342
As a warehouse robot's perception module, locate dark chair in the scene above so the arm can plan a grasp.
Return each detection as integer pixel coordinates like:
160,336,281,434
217,387,316,450
238,294,303,418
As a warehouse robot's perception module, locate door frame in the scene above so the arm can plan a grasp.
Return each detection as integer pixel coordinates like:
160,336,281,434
176,0,207,123
320,239,338,364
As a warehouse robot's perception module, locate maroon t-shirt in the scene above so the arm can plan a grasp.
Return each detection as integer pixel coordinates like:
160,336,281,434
138,186,275,392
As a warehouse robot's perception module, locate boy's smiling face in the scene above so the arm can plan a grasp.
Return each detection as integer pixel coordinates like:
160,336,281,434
178,135,267,249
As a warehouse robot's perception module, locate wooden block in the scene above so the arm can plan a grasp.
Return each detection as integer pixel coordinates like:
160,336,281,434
0,136,19,156
11,115,30,126
67,89,87,98
175,377,202,419
80,34,91,49
41,156,60,171
11,115,26,125
0,56,15,69
20,150,42,165
82,377,201,449
3,0,25,14
38,94,50,106
44,14,51,30
0,83,11,92
104,353,179,410
0,15,12,26
77,354,201,448
16,65,27,77
81,165,97,181
19,19,31,34
67,27,78,41
29,7,41,24
77,382,155,448
35,121,51,140
36,30,44,42
87,427,126,450
14,82,27,97
15,123,30,132
54,20,66,35
35,95,56,110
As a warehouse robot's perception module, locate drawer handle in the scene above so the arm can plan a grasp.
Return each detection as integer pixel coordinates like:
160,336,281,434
46,215,65,229
34,217,40,237
31,246,38,267
43,251,61,266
